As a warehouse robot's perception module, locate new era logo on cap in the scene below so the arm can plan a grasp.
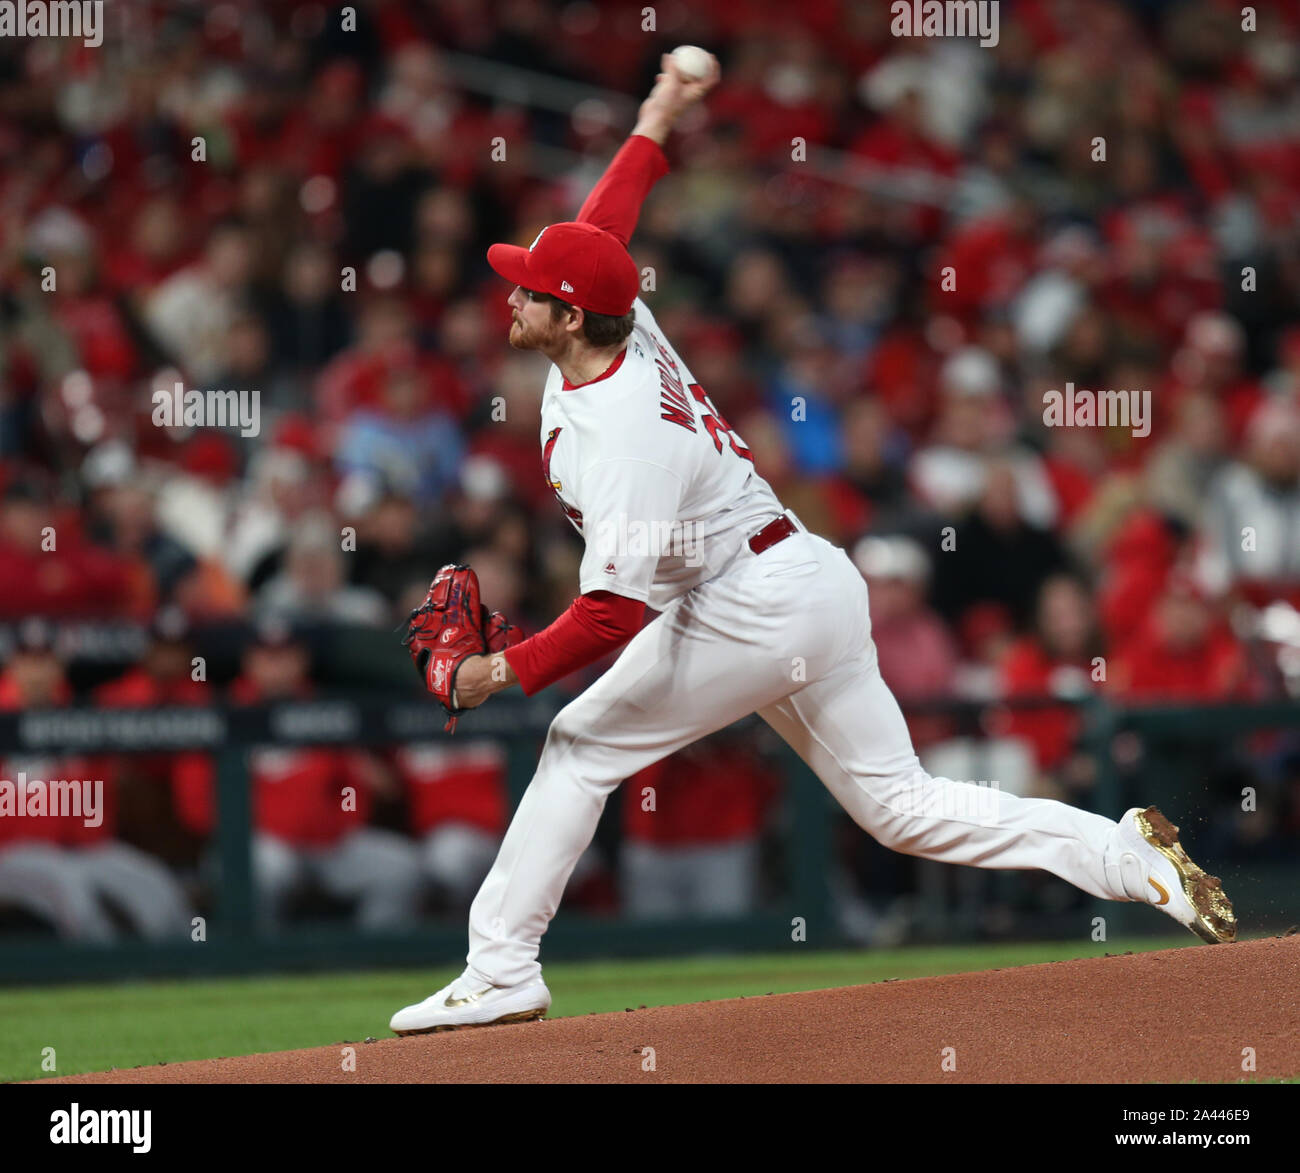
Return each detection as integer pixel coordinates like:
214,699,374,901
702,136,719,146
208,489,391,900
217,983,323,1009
486,221,639,316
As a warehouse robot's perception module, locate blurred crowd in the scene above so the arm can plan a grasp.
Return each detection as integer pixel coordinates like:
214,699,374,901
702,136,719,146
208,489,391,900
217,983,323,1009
2,0,1300,942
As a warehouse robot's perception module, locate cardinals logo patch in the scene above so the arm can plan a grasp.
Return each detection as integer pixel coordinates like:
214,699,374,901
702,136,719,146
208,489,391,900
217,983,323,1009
541,426,584,528
543,426,563,492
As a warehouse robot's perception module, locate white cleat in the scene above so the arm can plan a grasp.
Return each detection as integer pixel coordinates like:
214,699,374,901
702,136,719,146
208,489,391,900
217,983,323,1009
1110,806,1237,944
389,973,551,1035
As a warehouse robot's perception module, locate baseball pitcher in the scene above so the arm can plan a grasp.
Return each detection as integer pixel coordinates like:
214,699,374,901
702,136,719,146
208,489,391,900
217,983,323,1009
390,52,1235,1034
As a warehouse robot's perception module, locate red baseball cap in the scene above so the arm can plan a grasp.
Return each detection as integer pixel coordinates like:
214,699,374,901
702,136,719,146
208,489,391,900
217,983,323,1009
487,221,638,316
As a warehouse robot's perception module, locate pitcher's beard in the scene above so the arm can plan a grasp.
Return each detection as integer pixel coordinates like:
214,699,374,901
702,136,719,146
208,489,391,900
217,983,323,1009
508,318,554,351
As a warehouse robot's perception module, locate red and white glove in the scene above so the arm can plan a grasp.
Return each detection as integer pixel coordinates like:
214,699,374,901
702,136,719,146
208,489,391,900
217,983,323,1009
402,564,520,732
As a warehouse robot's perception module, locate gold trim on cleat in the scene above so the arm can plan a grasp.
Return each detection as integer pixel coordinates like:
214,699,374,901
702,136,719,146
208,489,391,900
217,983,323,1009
1136,807,1237,944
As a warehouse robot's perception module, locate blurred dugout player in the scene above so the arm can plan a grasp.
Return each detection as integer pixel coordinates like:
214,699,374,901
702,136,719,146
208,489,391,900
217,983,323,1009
93,607,212,867
621,736,779,919
172,621,422,931
0,619,193,940
392,741,507,910
393,741,605,911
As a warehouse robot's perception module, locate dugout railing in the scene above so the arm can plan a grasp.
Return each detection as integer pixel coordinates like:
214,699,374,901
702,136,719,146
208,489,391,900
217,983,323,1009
0,692,1296,984
0,690,830,984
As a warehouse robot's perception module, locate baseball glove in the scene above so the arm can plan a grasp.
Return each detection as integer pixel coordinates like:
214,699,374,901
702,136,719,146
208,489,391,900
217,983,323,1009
402,564,520,732
485,608,524,654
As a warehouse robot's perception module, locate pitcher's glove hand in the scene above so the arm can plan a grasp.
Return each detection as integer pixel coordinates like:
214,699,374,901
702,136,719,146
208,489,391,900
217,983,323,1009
402,564,498,733
484,608,524,654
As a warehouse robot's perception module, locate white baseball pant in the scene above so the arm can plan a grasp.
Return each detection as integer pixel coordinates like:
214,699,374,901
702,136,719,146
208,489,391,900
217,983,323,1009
466,522,1134,988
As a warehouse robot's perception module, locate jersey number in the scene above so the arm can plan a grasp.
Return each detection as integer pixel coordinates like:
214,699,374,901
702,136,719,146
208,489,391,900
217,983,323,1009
689,383,754,463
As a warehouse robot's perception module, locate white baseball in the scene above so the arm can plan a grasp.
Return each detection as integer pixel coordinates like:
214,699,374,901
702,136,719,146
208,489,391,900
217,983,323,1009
669,45,712,82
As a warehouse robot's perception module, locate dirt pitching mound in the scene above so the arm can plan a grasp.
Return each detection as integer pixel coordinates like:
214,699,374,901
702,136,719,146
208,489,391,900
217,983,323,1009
47,936,1300,1083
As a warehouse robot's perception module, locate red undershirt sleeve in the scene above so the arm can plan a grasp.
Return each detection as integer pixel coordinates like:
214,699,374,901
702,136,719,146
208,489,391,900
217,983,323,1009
503,590,645,696
576,134,670,247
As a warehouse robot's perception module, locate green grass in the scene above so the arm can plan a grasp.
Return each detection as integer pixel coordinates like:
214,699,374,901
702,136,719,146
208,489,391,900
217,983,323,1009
0,936,1192,1082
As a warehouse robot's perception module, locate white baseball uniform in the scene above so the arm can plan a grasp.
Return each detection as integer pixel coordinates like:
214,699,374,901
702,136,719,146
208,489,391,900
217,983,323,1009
464,296,1139,988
